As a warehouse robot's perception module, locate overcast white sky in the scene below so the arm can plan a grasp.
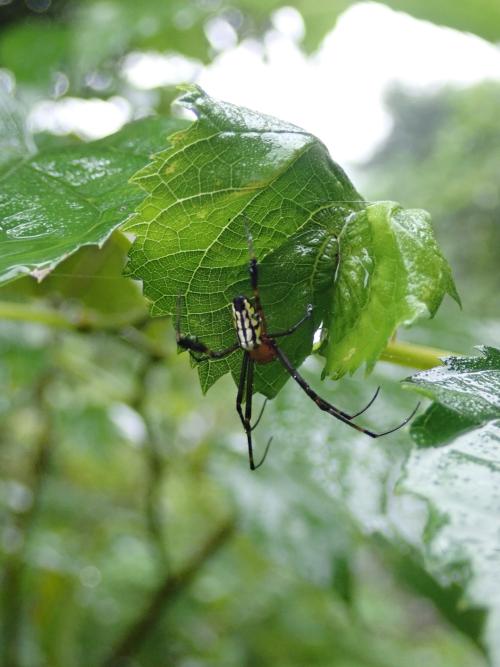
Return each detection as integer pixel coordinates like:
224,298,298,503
30,1,500,164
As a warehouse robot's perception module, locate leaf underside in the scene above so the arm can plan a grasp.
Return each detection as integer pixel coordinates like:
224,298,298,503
126,85,458,396
126,85,362,397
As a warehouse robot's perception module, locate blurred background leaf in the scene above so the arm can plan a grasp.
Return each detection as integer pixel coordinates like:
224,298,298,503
0,86,35,171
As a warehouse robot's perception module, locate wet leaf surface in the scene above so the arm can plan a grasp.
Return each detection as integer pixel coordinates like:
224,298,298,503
401,346,500,664
0,117,187,284
405,346,500,444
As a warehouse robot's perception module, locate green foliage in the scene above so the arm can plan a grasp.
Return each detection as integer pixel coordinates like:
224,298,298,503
127,86,456,394
0,21,70,87
0,0,352,94
69,0,213,82
2,0,500,100
405,346,500,445
0,312,488,667
324,202,459,379
0,112,186,284
401,347,500,665
1,2,499,666
126,85,359,395
2,232,149,329
409,402,478,448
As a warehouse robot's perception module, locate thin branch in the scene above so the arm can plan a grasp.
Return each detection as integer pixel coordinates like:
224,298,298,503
1,373,53,667
131,356,170,568
100,518,236,667
0,300,150,333
0,301,74,329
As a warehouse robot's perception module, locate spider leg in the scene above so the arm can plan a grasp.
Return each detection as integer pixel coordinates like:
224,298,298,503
268,304,314,338
349,386,381,419
178,338,239,361
235,356,268,433
235,353,257,469
243,224,267,329
244,357,259,470
268,306,381,420
251,398,268,432
236,352,249,431
176,296,239,361
245,359,273,469
236,354,272,470
273,344,419,438
254,436,273,470
305,385,381,421
184,342,240,363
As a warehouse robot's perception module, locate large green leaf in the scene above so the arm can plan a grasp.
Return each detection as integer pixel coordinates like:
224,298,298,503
401,346,500,664
0,116,187,284
125,85,361,396
126,85,457,396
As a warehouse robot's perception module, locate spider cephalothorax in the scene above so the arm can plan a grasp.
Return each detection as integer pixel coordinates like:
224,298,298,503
176,229,418,470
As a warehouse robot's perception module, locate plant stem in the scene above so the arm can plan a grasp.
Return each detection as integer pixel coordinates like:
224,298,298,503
380,340,458,370
131,356,170,569
0,301,148,332
0,301,74,329
1,373,53,667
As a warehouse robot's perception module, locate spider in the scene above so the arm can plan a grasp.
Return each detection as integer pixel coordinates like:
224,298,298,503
176,230,419,470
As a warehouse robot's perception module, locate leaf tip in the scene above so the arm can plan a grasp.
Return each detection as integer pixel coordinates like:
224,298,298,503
175,83,206,118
